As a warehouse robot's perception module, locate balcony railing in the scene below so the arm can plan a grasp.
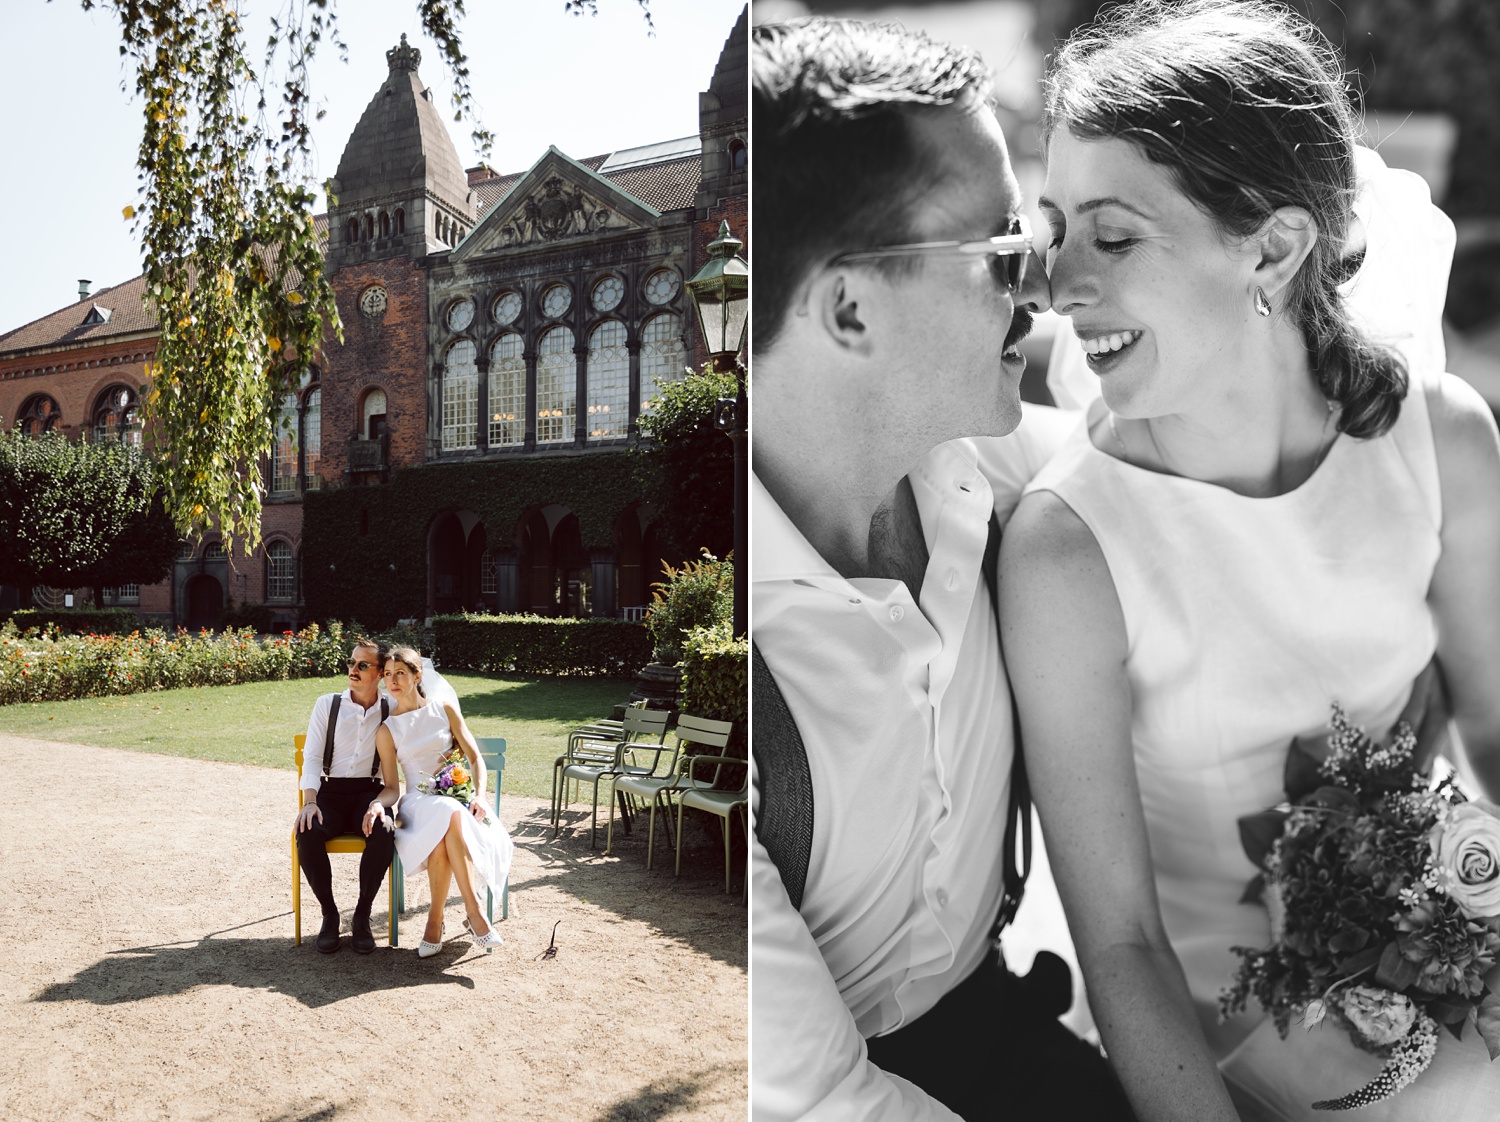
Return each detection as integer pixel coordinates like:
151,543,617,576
347,435,387,474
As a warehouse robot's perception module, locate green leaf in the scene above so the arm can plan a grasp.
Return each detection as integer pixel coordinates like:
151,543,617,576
1476,992,1500,1061
1334,945,1383,977
1285,734,1328,800
1238,810,1290,870
1240,872,1266,905
1375,941,1421,991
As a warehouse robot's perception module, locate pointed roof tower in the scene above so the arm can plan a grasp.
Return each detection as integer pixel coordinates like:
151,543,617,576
697,6,748,217
327,34,476,268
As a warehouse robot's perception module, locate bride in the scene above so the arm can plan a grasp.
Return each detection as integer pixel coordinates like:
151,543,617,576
366,647,514,957
998,1,1500,1119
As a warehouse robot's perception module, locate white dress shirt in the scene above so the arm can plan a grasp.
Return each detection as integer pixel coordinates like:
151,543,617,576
299,689,389,791
751,412,1075,1122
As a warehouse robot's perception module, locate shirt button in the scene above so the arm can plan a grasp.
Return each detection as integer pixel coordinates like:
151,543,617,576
889,605,905,622
936,889,949,908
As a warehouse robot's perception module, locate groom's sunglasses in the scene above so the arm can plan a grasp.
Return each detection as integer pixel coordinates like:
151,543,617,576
347,659,376,672
829,214,1032,292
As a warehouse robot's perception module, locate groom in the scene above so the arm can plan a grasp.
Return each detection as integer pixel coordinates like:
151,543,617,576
751,18,1131,1121
293,636,398,954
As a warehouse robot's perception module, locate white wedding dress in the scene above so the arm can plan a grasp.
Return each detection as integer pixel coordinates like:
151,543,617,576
389,697,514,900
1027,150,1499,1118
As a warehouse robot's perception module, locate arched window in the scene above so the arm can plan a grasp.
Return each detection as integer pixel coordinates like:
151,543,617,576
362,388,387,440
441,339,478,451
395,208,405,235
303,388,321,489
347,218,359,244
203,540,225,559
272,391,299,492
488,333,525,448
586,320,629,441
365,213,375,239
267,540,295,601
379,211,390,238
16,395,61,436
639,313,686,414
93,385,142,445
536,326,576,444
729,138,747,171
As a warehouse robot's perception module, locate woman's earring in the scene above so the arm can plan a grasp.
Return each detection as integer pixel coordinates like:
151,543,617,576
1254,287,1272,317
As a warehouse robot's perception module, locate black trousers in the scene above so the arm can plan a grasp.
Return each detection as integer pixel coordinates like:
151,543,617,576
864,951,1136,1121
296,777,396,919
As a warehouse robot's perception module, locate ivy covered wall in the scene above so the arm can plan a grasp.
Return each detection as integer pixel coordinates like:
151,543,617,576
302,452,644,628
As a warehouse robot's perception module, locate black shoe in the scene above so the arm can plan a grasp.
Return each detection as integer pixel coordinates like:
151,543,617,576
315,913,342,954
351,912,376,955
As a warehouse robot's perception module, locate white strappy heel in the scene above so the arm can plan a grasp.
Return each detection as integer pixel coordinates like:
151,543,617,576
463,917,503,953
416,922,445,958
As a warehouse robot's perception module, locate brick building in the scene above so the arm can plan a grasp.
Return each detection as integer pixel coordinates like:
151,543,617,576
0,8,747,629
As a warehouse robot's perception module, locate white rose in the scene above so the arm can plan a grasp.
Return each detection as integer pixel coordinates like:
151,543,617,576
1340,985,1417,1048
1429,801,1500,918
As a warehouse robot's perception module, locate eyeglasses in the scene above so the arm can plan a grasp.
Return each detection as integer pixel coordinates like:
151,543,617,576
347,659,376,672
829,215,1033,291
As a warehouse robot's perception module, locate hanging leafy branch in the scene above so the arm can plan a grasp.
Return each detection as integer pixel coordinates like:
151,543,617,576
565,0,655,33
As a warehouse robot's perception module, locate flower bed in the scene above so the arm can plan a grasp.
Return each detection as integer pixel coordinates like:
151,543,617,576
0,621,349,706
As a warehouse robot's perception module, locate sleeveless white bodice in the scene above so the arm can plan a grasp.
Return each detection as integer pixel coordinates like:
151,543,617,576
1025,378,1443,1055
385,699,453,788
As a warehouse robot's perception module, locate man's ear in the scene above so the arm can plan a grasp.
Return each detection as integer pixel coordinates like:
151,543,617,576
1253,206,1318,300
807,270,874,355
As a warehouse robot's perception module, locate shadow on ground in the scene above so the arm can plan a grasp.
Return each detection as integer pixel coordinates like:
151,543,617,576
590,1068,738,1122
451,677,633,723
30,915,477,1009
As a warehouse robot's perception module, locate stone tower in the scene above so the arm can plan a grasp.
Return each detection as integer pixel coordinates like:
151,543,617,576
326,34,477,269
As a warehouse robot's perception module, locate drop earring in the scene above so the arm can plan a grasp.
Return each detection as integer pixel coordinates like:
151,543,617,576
1254,287,1272,317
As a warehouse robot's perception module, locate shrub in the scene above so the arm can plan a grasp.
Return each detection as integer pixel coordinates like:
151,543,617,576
7,608,140,635
679,620,747,760
221,600,276,633
431,613,651,677
0,621,349,705
645,552,733,665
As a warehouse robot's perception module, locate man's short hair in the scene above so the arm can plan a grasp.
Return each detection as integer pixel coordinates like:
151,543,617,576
752,19,993,349
351,635,390,668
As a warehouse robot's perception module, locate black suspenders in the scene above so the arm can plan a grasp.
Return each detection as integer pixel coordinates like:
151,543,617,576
320,694,390,780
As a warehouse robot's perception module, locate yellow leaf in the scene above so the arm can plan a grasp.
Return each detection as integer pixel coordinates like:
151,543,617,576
286,292,304,305
192,504,204,517
122,205,135,219
267,336,282,352
200,409,209,424
178,317,192,329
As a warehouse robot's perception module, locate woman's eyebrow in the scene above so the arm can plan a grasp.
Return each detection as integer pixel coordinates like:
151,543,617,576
1038,195,1155,220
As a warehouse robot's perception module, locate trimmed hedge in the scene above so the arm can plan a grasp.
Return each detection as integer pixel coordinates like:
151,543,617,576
6,607,140,635
679,621,747,758
0,621,349,705
431,613,652,677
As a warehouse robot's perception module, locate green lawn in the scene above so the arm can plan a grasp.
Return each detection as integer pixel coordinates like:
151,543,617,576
0,673,634,800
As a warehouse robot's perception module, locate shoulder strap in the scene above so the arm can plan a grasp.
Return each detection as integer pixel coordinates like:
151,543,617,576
751,642,814,910
321,693,342,779
370,697,389,777
985,514,1032,938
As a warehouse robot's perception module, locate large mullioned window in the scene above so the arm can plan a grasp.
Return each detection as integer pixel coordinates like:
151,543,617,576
441,340,479,451
536,326,575,444
489,333,526,448
586,320,630,441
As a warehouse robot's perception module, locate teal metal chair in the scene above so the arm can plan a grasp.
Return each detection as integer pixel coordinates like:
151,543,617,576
393,737,510,924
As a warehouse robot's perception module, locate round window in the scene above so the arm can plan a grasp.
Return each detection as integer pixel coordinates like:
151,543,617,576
493,291,523,325
447,297,475,331
644,269,680,306
542,283,572,319
592,276,624,313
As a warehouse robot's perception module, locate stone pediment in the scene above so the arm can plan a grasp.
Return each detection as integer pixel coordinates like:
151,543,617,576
453,147,662,261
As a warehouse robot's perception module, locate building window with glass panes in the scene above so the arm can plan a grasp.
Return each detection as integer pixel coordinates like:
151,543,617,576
273,392,299,493
303,389,321,489
267,541,295,601
586,320,629,441
102,584,140,604
536,326,575,444
489,333,525,448
639,313,686,412
442,340,479,451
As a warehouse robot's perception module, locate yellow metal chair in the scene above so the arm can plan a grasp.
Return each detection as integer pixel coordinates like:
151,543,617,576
291,734,399,946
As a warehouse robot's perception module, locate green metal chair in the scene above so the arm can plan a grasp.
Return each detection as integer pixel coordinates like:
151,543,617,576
674,752,749,894
608,714,735,868
553,708,670,847
393,737,510,924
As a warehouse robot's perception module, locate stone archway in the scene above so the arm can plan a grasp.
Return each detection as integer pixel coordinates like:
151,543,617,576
184,574,223,631
428,509,487,617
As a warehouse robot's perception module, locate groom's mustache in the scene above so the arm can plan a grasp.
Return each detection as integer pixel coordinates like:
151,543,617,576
1004,308,1033,352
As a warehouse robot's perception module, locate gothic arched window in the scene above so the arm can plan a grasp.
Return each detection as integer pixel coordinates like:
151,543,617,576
92,385,142,445
536,326,575,444
586,320,629,441
347,218,359,244
16,395,61,436
395,209,406,235
639,313,686,414
441,339,478,451
379,211,390,238
272,391,299,493
488,333,525,448
303,388,321,489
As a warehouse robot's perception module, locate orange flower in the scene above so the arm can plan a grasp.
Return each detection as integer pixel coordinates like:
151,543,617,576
451,766,469,784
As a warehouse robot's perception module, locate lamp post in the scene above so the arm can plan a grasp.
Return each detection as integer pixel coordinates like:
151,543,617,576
686,219,749,637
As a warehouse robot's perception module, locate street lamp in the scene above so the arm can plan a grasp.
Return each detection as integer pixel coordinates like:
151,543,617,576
686,220,749,637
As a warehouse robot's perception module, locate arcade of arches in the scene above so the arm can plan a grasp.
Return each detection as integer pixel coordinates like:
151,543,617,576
427,504,663,619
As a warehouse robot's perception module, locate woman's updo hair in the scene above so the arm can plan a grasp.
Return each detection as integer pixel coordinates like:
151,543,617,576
1044,0,1405,438
387,647,426,698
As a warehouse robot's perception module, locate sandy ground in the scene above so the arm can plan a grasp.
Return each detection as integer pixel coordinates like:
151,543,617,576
0,734,747,1122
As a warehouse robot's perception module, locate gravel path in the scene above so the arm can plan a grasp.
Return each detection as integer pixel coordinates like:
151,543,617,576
0,734,747,1122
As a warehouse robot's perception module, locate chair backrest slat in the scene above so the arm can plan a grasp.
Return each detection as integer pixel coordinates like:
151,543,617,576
474,736,507,816
622,708,670,740
675,713,735,750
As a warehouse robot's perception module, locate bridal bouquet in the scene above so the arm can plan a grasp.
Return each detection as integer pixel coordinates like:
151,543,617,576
1221,690,1500,1110
417,747,477,806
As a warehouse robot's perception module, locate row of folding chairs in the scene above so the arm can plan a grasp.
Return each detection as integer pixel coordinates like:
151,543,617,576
551,706,747,892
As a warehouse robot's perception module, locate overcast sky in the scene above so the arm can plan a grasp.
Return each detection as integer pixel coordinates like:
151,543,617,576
1,0,745,336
